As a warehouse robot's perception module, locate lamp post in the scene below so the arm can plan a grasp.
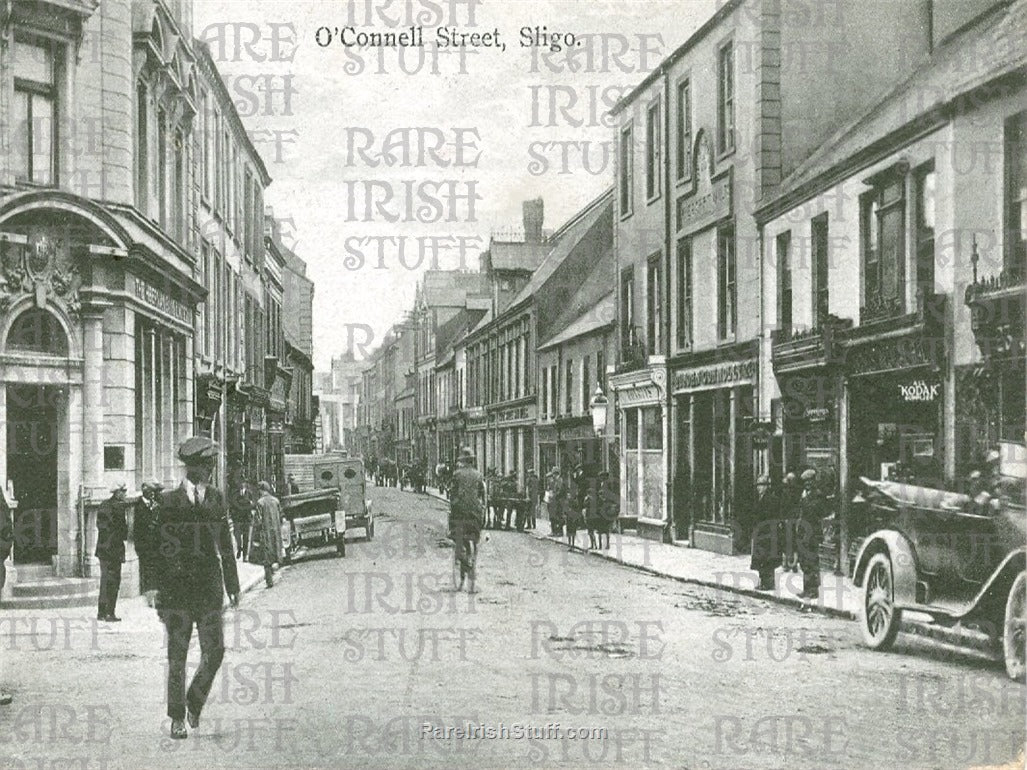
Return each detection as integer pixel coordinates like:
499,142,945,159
589,384,609,472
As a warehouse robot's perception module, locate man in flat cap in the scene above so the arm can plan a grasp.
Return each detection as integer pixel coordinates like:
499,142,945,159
141,435,239,740
95,483,128,621
449,447,485,592
796,468,826,600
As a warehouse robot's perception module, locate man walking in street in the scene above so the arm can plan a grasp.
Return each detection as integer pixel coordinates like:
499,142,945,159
449,447,485,593
525,468,539,531
141,436,239,740
95,483,128,622
230,475,254,560
254,481,284,588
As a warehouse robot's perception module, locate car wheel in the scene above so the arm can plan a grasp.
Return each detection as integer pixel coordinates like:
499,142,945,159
861,552,901,650
1003,570,1026,682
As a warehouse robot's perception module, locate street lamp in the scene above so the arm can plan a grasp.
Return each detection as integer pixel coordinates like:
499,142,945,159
589,384,609,437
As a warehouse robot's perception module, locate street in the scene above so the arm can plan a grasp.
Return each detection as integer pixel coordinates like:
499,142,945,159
0,485,1023,770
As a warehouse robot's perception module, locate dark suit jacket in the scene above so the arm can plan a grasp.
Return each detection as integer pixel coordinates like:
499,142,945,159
95,497,128,563
146,484,240,609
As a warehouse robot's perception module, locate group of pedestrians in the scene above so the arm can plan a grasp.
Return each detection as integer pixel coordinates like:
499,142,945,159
228,476,287,588
747,468,829,598
541,465,619,551
483,469,539,531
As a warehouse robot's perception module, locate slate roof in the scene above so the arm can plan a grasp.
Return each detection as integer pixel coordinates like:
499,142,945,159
762,0,1027,217
538,291,615,351
487,241,552,272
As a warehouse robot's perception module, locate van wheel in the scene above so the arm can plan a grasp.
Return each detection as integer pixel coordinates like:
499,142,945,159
861,552,901,650
1003,571,1026,682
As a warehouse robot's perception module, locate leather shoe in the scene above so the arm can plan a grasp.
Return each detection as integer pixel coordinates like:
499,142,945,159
107,615,122,622
170,719,187,739
187,708,200,729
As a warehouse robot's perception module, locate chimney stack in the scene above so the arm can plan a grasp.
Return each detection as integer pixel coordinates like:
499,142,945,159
522,198,544,243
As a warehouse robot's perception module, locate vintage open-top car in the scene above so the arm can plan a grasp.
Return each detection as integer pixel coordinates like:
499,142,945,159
850,473,1026,680
279,486,346,561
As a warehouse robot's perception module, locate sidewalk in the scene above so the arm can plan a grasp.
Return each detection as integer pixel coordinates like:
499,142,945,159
425,486,995,653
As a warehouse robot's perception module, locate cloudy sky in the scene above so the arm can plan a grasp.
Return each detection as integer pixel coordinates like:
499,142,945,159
193,0,717,369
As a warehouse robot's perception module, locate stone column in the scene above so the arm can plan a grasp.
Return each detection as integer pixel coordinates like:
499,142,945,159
80,307,108,578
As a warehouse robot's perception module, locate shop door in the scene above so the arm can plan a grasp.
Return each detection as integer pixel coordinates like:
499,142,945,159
693,392,714,522
6,385,60,564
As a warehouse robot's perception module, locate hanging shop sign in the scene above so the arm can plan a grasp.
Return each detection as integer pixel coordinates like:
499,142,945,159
898,379,940,403
804,406,831,422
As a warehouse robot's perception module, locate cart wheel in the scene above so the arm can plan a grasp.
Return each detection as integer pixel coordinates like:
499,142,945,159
1003,570,1026,682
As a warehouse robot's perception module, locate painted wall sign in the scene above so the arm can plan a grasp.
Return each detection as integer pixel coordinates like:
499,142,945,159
676,133,732,233
132,275,190,323
672,360,756,392
898,380,940,402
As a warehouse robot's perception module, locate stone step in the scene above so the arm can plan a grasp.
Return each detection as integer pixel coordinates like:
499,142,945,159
14,564,59,581
11,576,99,599
1,591,98,610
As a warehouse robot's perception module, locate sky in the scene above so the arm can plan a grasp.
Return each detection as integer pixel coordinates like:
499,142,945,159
192,0,717,370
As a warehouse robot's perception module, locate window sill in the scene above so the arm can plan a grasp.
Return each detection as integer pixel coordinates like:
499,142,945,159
675,174,691,188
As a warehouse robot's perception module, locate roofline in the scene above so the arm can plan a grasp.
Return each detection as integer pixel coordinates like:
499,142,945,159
755,67,1026,223
193,41,272,186
610,0,744,117
538,318,614,351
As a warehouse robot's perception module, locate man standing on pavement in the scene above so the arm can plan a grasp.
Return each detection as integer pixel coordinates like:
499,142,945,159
254,481,284,588
0,490,14,704
749,475,780,591
133,481,163,597
142,436,239,740
797,468,826,600
95,483,128,622
449,447,485,593
524,468,539,531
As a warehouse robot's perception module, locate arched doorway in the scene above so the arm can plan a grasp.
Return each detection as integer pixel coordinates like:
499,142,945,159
4,307,70,564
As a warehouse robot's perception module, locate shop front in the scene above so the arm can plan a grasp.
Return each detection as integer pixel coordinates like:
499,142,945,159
610,364,667,541
670,344,757,554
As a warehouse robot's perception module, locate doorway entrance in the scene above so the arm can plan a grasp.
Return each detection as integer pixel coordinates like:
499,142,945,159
6,384,61,564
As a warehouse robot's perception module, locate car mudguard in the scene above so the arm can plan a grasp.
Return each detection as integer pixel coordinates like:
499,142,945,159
955,548,1027,627
852,529,919,608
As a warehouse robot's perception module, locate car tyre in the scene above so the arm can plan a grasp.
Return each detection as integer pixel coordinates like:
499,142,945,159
861,552,901,650
1003,570,1026,682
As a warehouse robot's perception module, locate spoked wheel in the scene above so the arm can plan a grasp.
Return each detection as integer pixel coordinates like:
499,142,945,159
1003,571,1026,682
861,552,901,650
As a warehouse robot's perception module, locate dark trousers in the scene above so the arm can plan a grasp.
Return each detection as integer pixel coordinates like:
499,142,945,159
233,517,250,558
98,559,122,617
161,605,225,721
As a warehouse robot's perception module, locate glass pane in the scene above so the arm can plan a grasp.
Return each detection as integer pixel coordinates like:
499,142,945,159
6,308,69,355
12,90,30,180
13,41,53,84
31,95,54,184
881,208,903,299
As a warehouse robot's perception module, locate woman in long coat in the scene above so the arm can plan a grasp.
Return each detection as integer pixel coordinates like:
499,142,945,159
254,481,283,588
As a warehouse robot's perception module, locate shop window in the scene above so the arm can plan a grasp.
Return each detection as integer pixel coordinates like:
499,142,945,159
646,98,661,202
5,308,68,356
643,407,662,450
862,173,906,319
776,231,792,333
811,214,829,329
565,358,573,415
13,39,59,185
717,224,736,339
1006,111,1027,274
915,163,936,297
540,366,548,420
626,409,639,450
646,253,662,355
717,40,735,155
676,78,691,183
676,236,693,350
619,123,634,218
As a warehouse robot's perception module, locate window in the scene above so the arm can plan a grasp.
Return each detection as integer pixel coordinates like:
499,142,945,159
1005,112,1027,273
565,358,573,416
811,213,830,328
5,308,68,355
12,39,58,185
777,231,792,333
549,366,558,419
647,254,662,355
676,236,693,349
157,109,168,228
626,409,639,450
717,225,736,339
173,129,185,241
862,175,905,317
540,365,549,420
581,356,590,412
202,92,212,200
136,83,149,211
596,349,605,392
646,99,661,201
717,40,735,154
914,164,936,297
676,78,691,182
643,406,662,450
620,267,635,348
619,124,634,217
